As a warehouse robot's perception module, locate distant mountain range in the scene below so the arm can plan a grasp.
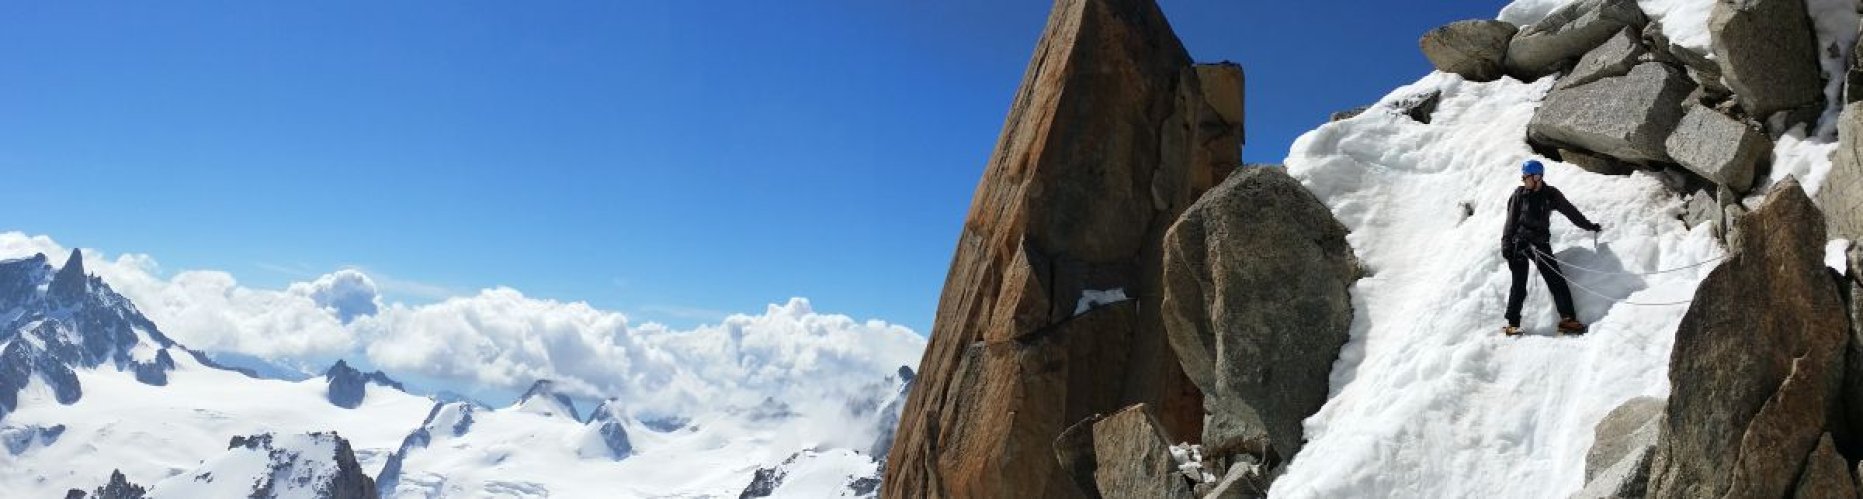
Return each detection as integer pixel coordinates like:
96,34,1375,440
1,249,908,498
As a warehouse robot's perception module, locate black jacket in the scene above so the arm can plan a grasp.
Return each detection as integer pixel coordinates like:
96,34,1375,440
1503,185,1596,247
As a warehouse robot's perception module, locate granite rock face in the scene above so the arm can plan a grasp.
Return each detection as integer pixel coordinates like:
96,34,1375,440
1573,397,1662,498
1647,179,1850,498
1053,404,1194,499
1159,167,1356,465
1527,62,1694,165
1194,63,1246,194
1792,434,1860,499
1504,0,1647,80
1664,102,1770,194
881,0,1243,496
1708,0,1825,122
1556,28,1646,90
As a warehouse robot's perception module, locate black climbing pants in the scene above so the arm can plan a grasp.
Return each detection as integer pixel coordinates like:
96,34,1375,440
1505,241,1576,327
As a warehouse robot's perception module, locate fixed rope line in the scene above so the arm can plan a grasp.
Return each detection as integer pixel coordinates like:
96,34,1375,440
1529,246,1727,277
1526,246,1715,307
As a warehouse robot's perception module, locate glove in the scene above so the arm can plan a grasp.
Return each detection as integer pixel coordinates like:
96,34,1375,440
1581,222,1603,232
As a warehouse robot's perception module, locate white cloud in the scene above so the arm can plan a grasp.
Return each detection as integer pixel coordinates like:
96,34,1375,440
287,269,381,323
355,289,925,419
0,232,926,424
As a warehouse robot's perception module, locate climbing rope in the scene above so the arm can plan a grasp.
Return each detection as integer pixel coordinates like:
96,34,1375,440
1529,246,1727,277
1525,246,1723,307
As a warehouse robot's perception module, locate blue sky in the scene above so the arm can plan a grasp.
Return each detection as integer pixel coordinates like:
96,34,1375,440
0,1,1508,333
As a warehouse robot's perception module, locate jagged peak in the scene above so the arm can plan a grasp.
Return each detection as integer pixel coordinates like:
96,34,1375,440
47,249,87,301
577,399,633,460
323,359,406,409
515,379,581,420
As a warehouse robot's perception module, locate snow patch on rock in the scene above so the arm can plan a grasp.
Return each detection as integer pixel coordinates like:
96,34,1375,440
1074,288,1131,316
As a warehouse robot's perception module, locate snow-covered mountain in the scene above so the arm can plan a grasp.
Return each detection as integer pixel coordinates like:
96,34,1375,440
2,250,196,420
142,432,378,498
0,248,914,498
376,373,908,498
738,449,885,498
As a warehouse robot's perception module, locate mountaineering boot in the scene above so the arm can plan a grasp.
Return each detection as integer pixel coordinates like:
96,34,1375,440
1558,317,1587,336
1501,325,1521,337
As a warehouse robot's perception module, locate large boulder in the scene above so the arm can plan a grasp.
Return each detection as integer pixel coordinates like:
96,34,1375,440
1053,404,1195,499
1646,179,1850,498
1664,102,1770,194
1505,0,1647,80
1793,434,1860,499
1528,62,1694,165
1556,28,1645,90
1420,20,1518,82
1709,0,1825,123
881,0,1241,496
1819,104,1863,241
1160,166,1356,464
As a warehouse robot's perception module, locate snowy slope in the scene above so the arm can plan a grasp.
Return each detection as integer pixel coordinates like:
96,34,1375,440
385,394,888,498
1276,70,1720,499
0,354,432,497
1270,0,1853,497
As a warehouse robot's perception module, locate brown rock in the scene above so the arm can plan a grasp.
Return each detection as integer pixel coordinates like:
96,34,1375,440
1793,434,1860,499
881,0,1240,497
1194,63,1245,194
1419,20,1518,82
1646,178,1850,498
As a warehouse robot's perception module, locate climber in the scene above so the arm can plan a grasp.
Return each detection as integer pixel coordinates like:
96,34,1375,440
1501,159,1602,337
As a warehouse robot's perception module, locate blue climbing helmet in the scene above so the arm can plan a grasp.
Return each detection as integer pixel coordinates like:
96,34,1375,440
1522,159,1545,176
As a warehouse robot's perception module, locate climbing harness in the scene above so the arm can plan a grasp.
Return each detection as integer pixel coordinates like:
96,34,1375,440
1526,246,1725,306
